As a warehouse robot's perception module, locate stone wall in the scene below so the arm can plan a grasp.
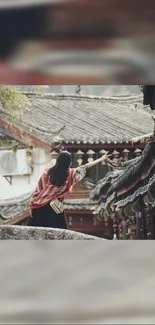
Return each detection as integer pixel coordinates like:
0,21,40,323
0,226,104,240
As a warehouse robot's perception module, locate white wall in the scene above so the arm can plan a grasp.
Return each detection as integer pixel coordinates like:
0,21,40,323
0,148,55,198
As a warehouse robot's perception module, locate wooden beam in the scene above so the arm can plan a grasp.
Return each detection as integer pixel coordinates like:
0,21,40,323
63,143,146,150
65,210,93,215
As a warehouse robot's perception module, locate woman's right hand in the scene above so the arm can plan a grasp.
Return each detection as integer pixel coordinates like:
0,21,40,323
85,151,111,169
100,151,110,162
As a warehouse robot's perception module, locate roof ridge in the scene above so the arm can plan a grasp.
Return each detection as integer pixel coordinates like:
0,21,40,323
23,92,142,102
0,191,33,206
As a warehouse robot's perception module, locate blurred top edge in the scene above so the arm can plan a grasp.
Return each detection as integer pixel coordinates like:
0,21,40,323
0,0,65,10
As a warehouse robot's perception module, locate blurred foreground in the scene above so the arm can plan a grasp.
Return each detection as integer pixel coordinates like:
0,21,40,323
0,241,155,324
0,0,155,84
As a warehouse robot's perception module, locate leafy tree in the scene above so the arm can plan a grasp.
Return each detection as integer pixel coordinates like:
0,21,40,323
0,86,47,118
0,86,29,118
0,86,65,149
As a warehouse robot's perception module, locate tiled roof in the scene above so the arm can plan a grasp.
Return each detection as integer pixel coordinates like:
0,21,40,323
0,93,154,146
0,191,94,225
0,191,32,224
91,141,155,220
64,199,95,211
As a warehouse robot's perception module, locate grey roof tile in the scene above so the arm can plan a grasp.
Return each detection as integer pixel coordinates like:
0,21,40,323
0,93,154,145
91,142,155,218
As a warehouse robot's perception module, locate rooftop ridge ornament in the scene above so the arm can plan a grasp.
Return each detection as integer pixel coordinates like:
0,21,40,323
76,85,82,95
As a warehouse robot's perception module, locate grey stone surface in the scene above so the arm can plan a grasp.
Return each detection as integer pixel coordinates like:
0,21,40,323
0,225,103,240
0,241,155,324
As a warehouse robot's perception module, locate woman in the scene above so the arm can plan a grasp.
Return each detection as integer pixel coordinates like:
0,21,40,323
27,150,108,228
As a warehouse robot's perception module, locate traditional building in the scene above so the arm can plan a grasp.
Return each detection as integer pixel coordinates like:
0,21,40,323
0,92,153,238
91,122,155,240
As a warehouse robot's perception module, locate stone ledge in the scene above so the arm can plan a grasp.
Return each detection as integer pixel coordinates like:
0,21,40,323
0,226,104,240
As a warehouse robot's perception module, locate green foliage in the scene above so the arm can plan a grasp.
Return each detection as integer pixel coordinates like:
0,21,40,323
32,86,47,97
0,86,29,118
0,85,46,118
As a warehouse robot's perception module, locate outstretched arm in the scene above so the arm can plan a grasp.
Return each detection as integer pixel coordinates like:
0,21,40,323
85,152,109,169
71,152,109,188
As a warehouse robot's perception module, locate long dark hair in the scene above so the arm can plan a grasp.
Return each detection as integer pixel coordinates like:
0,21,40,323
47,151,72,186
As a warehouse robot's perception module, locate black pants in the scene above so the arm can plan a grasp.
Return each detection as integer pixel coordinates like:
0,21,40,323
27,204,67,229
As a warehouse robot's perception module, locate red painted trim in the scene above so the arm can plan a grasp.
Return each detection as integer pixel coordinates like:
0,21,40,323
0,119,144,150
0,116,145,151
63,143,145,150
0,119,52,149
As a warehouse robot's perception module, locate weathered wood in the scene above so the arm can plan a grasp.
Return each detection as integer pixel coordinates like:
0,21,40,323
0,225,104,240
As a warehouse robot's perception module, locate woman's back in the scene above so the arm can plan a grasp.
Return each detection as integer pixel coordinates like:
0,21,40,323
28,150,108,228
30,165,87,211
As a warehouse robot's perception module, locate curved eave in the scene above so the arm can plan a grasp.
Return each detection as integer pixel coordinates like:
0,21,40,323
0,208,29,225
